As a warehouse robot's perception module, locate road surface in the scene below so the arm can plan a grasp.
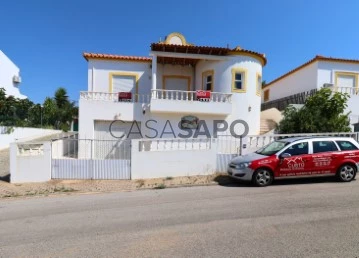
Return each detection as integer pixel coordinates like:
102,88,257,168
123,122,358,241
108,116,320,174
1,178,359,257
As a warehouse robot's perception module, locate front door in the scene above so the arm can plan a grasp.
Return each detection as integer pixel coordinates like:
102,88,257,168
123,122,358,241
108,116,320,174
310,140,340,176
276,141,312,178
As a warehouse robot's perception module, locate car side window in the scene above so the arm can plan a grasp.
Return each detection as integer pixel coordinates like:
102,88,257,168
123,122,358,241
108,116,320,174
313,141,338,153
283,142,309,156
336,141,359,151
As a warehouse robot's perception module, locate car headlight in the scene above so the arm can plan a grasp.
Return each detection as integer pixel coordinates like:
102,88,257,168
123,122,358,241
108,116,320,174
230,162,251,169
239,162,251,168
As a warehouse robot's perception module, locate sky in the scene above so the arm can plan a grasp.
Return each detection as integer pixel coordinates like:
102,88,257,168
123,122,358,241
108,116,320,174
1,0,359,104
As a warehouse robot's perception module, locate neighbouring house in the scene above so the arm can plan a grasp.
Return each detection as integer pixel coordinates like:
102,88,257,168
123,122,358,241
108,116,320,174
79,32,267,140
262,55,359,130
0,50,26,99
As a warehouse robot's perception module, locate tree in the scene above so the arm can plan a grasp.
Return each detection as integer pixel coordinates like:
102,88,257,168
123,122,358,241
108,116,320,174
277,88,351,133
0,87,78,131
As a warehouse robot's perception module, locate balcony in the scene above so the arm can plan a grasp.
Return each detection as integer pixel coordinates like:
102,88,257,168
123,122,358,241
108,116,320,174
79,91,149,121
150,89,232,115
329,86,359,95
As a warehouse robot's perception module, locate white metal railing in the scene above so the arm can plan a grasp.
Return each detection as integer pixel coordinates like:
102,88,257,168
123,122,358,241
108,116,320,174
151,89,232,103
329,86,359,95
80,92,151,103
138,138,213,152
217,132,359,155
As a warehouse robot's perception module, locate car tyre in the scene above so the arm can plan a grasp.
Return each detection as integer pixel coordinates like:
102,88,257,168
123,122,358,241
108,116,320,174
336,164,356,182
252,168,273,187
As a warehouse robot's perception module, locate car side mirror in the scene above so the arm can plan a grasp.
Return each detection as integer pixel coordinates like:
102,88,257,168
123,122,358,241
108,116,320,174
279,153,291,159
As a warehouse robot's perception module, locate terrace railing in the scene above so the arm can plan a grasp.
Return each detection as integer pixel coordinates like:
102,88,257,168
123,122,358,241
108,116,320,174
151,89,232,103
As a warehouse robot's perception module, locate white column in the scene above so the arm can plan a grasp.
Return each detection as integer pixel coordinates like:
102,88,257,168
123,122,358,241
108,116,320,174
152,55,157,90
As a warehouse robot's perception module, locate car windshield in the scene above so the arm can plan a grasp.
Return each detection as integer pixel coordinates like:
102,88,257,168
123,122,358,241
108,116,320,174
255,141,289,156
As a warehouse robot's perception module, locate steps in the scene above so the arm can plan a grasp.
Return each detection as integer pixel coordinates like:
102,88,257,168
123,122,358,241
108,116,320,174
260,119,277,135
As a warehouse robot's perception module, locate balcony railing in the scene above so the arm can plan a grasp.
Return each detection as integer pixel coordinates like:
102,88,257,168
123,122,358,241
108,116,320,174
80,92,150,103
151,89,232,103
331,86,359,95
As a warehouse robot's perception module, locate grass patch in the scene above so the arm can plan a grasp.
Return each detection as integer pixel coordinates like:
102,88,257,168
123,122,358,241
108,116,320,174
136,179,145,188
53,186,75,193
153,183,166,190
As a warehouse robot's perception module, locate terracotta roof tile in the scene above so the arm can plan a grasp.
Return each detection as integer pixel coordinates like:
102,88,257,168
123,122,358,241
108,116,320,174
83,52,152,62
263,55,359,88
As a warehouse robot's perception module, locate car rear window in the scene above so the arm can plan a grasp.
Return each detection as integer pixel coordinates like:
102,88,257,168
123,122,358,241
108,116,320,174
313,141,338,153
336,141,359,151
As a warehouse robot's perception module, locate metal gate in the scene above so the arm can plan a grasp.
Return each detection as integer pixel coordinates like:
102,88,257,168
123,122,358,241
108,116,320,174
51,138,131,180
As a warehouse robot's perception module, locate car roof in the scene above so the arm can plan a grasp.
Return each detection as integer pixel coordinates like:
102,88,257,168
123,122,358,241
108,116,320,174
277,136,355,143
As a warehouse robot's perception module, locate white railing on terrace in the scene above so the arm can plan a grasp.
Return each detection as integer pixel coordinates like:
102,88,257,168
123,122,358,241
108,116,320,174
138,138,213,152
151,89,232,103
330,86,359,95
80,92,151,103
17,143,44,156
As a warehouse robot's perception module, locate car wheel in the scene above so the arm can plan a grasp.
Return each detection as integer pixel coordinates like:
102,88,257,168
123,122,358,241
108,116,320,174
337,164,356,182
252,168,273,187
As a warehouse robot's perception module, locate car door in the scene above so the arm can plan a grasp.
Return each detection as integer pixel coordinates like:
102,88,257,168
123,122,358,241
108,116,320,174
275,141,313,177
310,140,340,175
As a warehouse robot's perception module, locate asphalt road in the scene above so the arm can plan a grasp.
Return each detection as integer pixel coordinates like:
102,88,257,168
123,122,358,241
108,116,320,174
1,178,359,258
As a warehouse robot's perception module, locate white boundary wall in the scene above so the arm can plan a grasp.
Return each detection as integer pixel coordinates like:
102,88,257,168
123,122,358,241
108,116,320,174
10,142,52,183
0,127,61,150
131,139,217,179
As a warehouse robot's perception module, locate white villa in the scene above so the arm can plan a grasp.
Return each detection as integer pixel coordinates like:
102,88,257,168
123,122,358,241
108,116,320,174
262,55,359,129
79,32,266,140
0,50,26,99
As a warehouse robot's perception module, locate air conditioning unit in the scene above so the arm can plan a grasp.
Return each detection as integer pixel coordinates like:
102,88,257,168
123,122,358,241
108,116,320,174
323,83,334,88
13,75,21,83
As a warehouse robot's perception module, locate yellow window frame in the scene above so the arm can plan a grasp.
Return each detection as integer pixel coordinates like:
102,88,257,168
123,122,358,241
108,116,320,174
334,71,359,90
231,68,247,93
109,72,139,94
201,70,214,91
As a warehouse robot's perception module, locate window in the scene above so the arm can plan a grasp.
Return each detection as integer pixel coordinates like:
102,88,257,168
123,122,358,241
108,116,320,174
205,75,212,91
263,89,270,102
256,74,262,96
202,70,214,91
283,142,309,156
336,141,359,151
231,68,247,92
335,72,358,88
110,72,138,94
255,141,289,156
234,73,243,89
313,141,338,153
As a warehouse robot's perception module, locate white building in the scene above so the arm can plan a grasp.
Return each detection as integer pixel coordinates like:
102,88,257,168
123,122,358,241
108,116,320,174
262,55,359,127
79,32,266,140
0,50,26,99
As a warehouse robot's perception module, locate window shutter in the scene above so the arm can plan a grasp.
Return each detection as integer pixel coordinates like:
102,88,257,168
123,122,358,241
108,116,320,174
337,75,356,88
112,75,136,93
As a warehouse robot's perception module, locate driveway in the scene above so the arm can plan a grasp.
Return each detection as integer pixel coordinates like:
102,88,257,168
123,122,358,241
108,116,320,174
1,179,359,257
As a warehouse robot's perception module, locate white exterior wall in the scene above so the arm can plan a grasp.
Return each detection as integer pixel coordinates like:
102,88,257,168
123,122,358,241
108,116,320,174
87,60,152,94
131,139,217,179
0,50,26,99
10,142,51,183
264,62,318,102
140,113,226,139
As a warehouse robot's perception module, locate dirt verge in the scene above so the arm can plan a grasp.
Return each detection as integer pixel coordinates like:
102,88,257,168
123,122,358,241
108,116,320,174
0,173,233,199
